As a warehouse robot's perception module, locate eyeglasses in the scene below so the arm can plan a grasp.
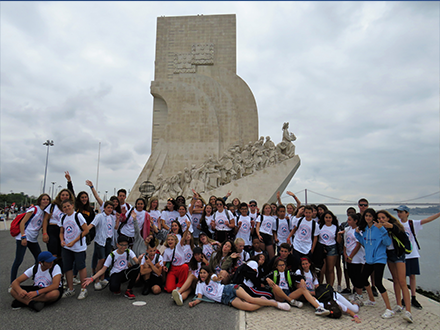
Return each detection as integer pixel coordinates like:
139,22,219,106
278,264,286,267
359,204,368,207
119,244,128,247
216,203,223,206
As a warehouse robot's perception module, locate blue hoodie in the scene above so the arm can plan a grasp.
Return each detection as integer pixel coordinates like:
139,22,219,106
355,224,391,264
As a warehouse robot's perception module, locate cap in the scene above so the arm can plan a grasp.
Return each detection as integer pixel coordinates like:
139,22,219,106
193,247,203,254
394,205,410,212
38,251,56,263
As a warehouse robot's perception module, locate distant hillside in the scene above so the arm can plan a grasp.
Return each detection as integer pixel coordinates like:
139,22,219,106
385,205,440,215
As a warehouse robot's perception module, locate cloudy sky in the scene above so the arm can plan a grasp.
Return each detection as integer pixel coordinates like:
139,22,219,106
1,1,439,213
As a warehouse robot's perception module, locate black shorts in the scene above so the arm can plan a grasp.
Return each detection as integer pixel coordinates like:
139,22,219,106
146,275,163,288
20,285,63,304
259,233,273,246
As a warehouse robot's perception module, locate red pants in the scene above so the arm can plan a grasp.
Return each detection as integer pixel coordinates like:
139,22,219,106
164,264,189,292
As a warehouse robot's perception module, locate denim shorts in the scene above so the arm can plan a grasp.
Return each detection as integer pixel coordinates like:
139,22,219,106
94,238,113,260
221,284,239,305
324,244,338,257
282,288,291,296
387,249,405,263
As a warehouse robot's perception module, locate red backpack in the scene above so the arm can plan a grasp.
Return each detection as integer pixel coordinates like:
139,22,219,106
10,206,38,237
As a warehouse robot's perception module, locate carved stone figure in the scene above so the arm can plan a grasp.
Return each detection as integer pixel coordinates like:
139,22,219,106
276,122,296,158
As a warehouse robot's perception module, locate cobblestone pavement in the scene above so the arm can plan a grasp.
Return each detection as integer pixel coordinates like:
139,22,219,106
241,278,440,330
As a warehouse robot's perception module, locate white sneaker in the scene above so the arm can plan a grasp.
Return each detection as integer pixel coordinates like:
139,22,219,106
72,277,81,285
393,305,404,313
94,282,103,291
403,310,413,323
77,288,88,300
276,302,291,311
351,293,364,307
364,300,376,307
337,285,342,293
172,289,183,306
315,307,330,316
8,285,12,294
100,279,109,288
289,299,303,308
381,309,395,319
62,288,75,298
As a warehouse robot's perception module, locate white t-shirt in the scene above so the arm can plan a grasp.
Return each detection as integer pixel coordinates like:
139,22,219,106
202,243,215,261
195,274,225,303
275,218,290,246
60,212,87,252
191,261,202,277
319,224,337,246
91,212,115,247
121,209,145,238
177,214,193,233
249,211,259,225
191,213,202,238
45,204,63,226
344,227,365,264
104,249,137,275
141,254,163,277
236,250,250,267
15,206,44,243
24,264,62,288
278,272,289,290
120,203,133,218
236,215,252,246
148,210,161,227
163,243,186,266
214,210,234,231
257,215,276,236
293,219,320,255
205,215,215,234
401,220,422,259
161,210,179,229
183,244,193,263
295,269,318,291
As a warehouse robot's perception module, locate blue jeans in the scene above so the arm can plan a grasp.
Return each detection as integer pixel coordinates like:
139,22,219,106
10,239,41,283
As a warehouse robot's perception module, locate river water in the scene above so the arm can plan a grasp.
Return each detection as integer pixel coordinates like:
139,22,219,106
337,214,440,293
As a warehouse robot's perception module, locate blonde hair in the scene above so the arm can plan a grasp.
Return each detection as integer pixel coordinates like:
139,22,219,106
164,234,179,248
234,237,245,245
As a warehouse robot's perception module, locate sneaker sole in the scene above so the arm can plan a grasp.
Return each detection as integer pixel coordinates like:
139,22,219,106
316,310,330,316
124,295,135,300
172,290,183,306
403,315,414,323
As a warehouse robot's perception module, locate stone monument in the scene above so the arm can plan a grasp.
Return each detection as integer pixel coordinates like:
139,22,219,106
128,14,300,204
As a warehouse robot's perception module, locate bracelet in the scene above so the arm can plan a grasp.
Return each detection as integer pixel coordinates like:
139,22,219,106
353,314,359,318
21,235,27,240
90,186,94,189
43,233,48,236
36,290,39,296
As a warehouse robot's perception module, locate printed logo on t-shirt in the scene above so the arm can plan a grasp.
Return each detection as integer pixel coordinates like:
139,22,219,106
279,279,288,289
306,279,313,290
217,219,225,226
185,252,192,261
240,222,250,233
346,236,352,246
264,221,272,231
299,226,311,240
205,284,218,297
214,265,222,274
279,224,289,235
65,224,77,240
117,258,127,269
322,233,330,241
35,275,51,288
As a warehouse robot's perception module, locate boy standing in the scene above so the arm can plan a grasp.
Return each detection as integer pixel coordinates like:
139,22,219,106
395,205,440,309
291,206,320,260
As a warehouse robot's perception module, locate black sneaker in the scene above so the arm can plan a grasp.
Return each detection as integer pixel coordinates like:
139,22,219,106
28,301,45,312
372,286,378,297
11,299,25,310
341,288,351,294
411,297,423,309
142,285,150,296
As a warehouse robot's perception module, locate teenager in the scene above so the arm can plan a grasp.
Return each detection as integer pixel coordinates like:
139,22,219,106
395,205,440,310
256,203,277,260
140,243,163,295
11,194,51,284
211,198,235,243
82,235,142,299
10,251,62,312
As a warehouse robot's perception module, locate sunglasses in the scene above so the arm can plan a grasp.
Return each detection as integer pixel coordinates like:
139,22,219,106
250,204,256,207
359,204,368,207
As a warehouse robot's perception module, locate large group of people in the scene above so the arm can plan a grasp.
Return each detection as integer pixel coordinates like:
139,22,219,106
9,172,440,325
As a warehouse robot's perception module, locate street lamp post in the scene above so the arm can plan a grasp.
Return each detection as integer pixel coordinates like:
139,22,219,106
51,182,56,199
42,140,54,193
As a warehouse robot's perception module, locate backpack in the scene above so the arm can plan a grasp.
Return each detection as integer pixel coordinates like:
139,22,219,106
10,206,38,237
61,212,84,246
273,270,293,289
408,220,421,250
390,230,412,256
315,284,336,303
117,207,133,235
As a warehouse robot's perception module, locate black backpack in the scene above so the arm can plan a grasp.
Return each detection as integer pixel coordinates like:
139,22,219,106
315,284,336,303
